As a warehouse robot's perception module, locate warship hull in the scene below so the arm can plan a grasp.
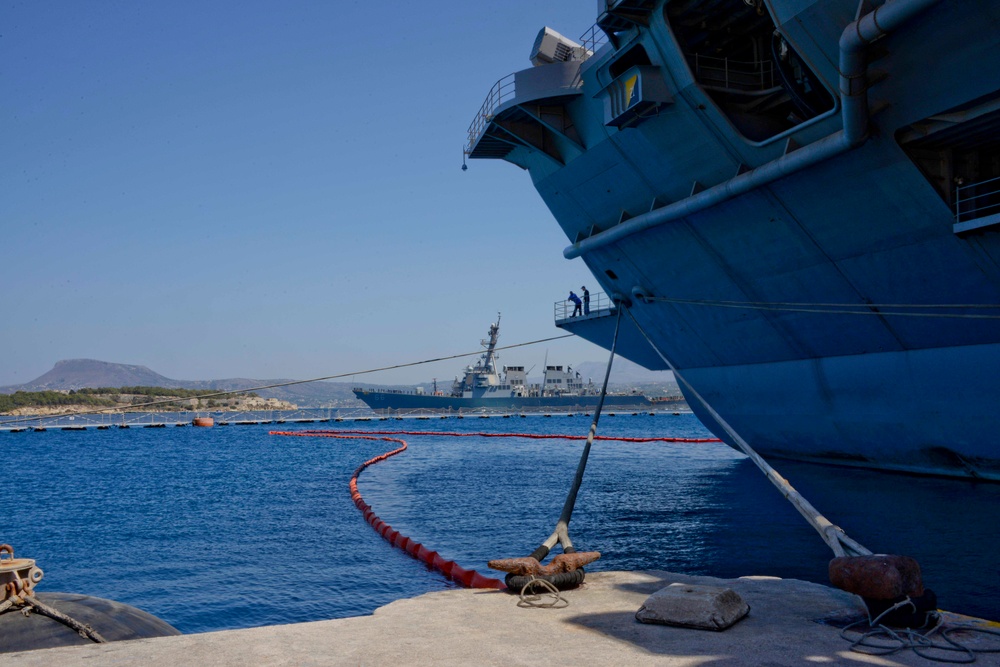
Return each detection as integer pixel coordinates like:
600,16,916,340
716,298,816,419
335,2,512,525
468,0,1000,478
352,390,653,412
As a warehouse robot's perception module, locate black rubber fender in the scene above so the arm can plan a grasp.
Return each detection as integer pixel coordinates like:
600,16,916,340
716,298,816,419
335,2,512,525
0,592,180,654
504,568,586,593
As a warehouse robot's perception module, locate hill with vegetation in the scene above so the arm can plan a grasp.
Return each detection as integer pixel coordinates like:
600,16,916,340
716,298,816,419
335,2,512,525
0,360,360,407
0,390,118,412
0,386,295,416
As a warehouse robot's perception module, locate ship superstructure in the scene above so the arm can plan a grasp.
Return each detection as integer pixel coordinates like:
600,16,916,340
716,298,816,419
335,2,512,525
467,0,1000,478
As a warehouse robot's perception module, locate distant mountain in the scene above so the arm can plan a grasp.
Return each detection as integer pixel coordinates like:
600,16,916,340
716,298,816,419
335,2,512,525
7,359,184,391
0,359,361,407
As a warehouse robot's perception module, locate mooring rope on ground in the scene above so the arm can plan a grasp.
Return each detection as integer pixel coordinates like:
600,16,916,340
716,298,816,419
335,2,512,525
840,603,1000,663
270,429,505,590
516,578,568,609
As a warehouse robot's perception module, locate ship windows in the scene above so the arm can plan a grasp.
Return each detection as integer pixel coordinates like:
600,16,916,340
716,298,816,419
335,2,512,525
665,0,833,141
896,91,1000,233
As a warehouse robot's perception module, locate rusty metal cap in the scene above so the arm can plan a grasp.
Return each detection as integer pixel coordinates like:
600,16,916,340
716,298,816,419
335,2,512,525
1,544,44,600
0,544,35,572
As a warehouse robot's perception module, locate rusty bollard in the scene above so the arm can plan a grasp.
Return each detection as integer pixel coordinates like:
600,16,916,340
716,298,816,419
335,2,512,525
829,554,924,599
829,554,936,626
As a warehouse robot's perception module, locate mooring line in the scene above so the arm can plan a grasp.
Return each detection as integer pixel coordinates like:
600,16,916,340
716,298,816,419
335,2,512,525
623,307,869,558
546,305,623,554
488,305,627,595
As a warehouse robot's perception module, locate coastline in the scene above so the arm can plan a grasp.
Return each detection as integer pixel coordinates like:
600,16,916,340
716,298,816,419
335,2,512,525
2,396,296,417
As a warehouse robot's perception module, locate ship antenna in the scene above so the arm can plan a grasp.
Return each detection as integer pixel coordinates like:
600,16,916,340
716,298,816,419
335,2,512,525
482,313,502,373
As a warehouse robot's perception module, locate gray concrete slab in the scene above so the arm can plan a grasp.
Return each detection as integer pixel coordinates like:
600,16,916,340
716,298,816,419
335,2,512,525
4,571,997,666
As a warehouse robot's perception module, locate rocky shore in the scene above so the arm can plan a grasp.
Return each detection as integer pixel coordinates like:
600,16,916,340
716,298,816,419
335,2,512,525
3,395,296,417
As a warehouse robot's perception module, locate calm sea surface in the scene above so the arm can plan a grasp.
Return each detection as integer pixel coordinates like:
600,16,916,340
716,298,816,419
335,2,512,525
3,413,997,633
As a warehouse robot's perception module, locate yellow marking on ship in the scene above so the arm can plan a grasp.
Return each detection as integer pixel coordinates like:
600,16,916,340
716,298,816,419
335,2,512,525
624,74,638,108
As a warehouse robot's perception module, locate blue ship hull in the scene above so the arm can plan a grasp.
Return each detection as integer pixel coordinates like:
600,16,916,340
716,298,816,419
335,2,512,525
688,343,1000,477
468,0,1000,479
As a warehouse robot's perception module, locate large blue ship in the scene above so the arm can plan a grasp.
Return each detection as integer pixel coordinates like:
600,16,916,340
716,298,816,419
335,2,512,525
352,315,652,412
467,0,1000,479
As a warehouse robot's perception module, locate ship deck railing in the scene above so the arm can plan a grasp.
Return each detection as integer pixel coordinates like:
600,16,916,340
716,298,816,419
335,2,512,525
554,291,615,324
466,23,605,155
689,53,778,93
466,73,517,156
954,175,1000,233
353,387,428,396
578,24,608,58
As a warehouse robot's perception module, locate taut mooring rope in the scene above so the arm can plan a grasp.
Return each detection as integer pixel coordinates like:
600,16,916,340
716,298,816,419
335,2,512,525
623,307,870,558
534,304,624,561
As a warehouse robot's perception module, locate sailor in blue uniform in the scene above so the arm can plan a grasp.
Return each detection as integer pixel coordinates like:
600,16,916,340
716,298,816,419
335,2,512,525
569,291,582,317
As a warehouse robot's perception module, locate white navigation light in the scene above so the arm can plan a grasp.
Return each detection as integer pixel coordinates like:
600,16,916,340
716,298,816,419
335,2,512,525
530,27,591,67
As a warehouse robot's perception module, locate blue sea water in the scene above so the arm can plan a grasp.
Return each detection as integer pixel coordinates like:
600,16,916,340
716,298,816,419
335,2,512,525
2,413,998,633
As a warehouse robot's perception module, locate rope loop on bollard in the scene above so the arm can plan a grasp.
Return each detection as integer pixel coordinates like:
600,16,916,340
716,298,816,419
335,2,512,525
516,577,568,609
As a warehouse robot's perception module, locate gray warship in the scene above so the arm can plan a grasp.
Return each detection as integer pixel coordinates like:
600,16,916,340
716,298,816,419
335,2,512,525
352,315,651,412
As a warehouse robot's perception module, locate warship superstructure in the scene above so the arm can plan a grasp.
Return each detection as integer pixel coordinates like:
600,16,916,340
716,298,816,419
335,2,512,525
352,315,651,412
467,0,1000,478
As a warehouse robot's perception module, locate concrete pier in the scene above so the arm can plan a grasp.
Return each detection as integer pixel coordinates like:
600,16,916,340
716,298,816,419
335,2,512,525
3,571,997,666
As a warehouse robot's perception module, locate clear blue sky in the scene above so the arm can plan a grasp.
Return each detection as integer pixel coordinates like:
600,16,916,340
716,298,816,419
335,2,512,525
1,1,611,386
